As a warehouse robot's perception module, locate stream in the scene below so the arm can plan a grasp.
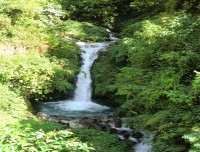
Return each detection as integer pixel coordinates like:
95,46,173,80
34,32,152,152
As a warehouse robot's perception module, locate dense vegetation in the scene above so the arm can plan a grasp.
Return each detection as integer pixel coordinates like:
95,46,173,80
0,0,125,151
0,0,200,151
91,1,200,151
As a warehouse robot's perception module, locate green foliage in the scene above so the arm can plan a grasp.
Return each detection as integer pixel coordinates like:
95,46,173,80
0,53,76,100
0,0,200,151
49,38,80,60
92,11,200,151
0,84,26,113
0,84,31,126
92,52,119,97
72,129,128,152
0,88,95,152
0,0,59,52
93,12,200,110
60,0,130,29
165,0,200,13
0,127,94,152
17,119,64,132
183,126,200,152
126,107,200,151
56,20,109,42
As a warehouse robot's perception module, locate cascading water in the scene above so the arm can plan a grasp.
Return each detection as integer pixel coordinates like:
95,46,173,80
34,32,153,151
74,41,109,102
37,32,117,117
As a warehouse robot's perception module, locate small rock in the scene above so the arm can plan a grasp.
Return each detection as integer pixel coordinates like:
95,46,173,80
69,120,84,128
48,117,59,123
37,112,50,120
113,118,122,128
118,135,125,141
119,130,130,139
80,118,97,128
59,120,69,125
94,125,102,130
132,132,143,139
128,137,138,144
92,118,100,124
101,116,110,123
98,122,108,131
109,128,118,134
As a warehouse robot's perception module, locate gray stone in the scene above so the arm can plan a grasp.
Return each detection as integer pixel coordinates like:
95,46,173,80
59,120,70,125
48,117,59,123
69,119,84,128
101,116,111,123
37,112,50,120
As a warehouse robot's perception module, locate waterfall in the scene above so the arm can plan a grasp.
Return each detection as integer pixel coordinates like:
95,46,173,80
73,42,109,101
73,32,117,102
38,32,118,117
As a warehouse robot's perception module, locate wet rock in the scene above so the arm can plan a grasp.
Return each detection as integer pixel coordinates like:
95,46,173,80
132,132,143,139
59,120,70,125
98,122,111,131
105,123,112,131
37,112,50,120
118,135,125,141
113,118,122,128
94,125,102,130
92,117,100,124
48,117,59,123
80,118,97,128
127,137,138,144
69,119,84,128
109,128,118,134
118,130,130,139
101,116,111,123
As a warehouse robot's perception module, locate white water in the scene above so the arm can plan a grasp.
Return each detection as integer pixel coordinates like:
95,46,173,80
134,135,153,152
38,32,118,117
74,41,109,101
36,32,153,151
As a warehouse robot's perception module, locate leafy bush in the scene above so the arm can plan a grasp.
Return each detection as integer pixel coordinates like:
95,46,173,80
183,126,200,152
49,37,80,62
0,83,32,127
0,128,94,152
60,0,133,29
57,20,109,42
92,52,119,97
0,53,77,100
92,12,200,151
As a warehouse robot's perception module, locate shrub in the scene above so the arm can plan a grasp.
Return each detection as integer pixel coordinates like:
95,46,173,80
183,126,200,152
0,53,76,100
57,20,109,42
92,12,200,151
0,128,94,152
0,84,32,127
